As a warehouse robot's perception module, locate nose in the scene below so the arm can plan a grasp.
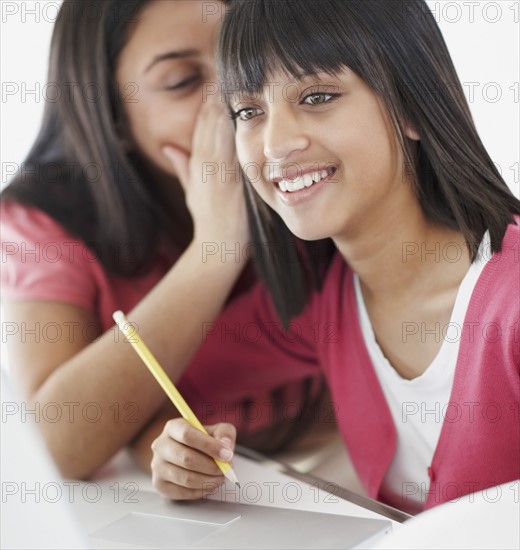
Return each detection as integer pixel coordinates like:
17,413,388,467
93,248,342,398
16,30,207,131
263,108,310,162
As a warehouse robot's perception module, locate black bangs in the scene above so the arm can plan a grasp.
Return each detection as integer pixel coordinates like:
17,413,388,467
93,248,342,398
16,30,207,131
218,0,386,99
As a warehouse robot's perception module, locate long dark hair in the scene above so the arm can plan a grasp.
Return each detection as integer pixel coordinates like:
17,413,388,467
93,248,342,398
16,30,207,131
1,0,329,452
218,0,520,325
2,0,192,276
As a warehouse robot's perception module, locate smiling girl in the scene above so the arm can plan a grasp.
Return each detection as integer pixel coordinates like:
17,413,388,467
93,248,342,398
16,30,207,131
221,0,520,513
151,0,519,512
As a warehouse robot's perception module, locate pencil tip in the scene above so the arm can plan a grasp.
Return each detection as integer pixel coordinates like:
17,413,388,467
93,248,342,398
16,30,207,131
235,482,241,489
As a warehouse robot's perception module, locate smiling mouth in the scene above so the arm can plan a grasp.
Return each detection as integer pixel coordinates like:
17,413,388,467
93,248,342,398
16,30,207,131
276,167,337,193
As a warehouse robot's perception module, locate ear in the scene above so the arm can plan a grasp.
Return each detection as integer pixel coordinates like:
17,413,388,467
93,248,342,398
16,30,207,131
404,124,420,141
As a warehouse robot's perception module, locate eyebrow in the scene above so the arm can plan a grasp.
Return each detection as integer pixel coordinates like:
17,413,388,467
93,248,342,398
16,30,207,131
295,71,319,79
144,49,199,74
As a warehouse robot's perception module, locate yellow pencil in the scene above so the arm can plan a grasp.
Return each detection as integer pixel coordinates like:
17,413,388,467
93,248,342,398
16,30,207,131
112,310,240,488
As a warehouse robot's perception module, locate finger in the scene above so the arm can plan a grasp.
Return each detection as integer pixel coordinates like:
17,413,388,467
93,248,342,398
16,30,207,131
152,457,225,491
205,423,237,450
214,112,237,164
153,433,223,476
191,106,235,186
191,100,218,153
194,101,231,155
153,478,207,501
162,145,189,190
165,419,235,464
199,87,226,114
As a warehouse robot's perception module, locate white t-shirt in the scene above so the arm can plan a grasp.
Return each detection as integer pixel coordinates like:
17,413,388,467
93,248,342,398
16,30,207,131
353,233,490,514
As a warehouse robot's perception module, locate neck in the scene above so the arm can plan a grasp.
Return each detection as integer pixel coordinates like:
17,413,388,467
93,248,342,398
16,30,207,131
333,203,471,304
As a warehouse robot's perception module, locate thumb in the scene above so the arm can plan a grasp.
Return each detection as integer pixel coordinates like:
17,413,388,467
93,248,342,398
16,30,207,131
162,145,189,190
206,423,237,450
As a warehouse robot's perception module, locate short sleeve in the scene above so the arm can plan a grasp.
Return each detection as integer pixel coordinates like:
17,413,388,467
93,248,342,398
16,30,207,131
1,201,97,312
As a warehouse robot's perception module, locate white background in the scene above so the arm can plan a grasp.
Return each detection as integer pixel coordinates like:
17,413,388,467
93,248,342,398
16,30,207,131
0,0,519,196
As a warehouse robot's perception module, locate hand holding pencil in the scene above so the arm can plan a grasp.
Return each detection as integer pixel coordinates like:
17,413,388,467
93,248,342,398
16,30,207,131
113,311,240,500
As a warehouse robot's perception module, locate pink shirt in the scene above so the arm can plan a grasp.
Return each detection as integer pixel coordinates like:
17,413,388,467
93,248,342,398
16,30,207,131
1,202,173,329
0,201,322,435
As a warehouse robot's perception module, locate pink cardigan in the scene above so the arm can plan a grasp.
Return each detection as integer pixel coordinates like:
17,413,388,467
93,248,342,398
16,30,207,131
314,220,519,510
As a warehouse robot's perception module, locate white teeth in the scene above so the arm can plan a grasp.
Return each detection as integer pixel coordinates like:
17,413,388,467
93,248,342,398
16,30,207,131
277,168,333,193
292,176,305,191
303,174,313,188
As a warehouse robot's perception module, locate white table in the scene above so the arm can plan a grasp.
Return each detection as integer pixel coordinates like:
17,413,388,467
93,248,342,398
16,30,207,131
68,448,404,549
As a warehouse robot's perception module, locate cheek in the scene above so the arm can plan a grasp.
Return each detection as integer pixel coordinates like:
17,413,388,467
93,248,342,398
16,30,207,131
360,105,400,177
235,133,251,166
156,103,196,151
248,178,270,209
236,130,264,182
236,133,272,201
338,113,397,189
125,94,200,169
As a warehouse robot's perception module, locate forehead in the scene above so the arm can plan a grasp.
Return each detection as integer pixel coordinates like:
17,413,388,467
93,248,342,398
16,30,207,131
120,0,223,66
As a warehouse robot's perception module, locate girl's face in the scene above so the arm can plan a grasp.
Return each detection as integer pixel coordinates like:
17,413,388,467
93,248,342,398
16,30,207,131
117,0,223,177
233,68,418,242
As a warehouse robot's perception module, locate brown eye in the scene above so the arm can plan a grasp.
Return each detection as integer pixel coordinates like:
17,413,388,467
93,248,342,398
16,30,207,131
304,93,334,105
235,107,262,121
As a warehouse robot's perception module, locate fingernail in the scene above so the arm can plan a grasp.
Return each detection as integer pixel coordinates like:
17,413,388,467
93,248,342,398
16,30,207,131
219,447,233,461
219,437,234,449
162,146,174,159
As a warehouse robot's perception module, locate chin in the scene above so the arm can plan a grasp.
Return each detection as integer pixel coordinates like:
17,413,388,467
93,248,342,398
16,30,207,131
285,221,332,242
